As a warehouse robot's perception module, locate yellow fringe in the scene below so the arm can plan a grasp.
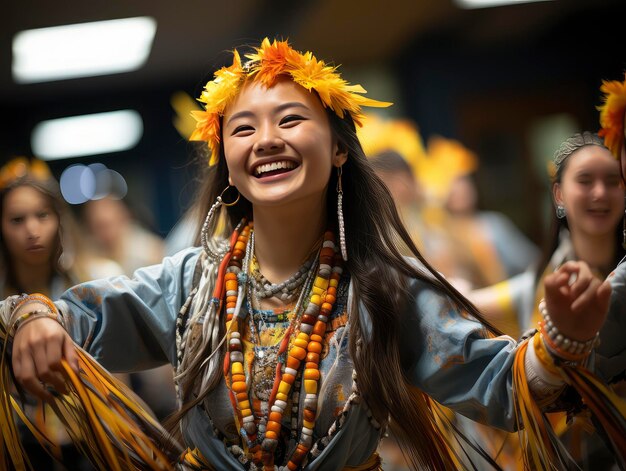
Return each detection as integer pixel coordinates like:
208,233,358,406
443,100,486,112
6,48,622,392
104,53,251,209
513,336,626,470
512,340,560,470
0,316,183,471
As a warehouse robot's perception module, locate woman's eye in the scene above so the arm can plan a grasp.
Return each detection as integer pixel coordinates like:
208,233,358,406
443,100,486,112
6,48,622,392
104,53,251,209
37,212,49,219
10,217,24,224
607,177,621,187
232,125,254,135
280,115,304,126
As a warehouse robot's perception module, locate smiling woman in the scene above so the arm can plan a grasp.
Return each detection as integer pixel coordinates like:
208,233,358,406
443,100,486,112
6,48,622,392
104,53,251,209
222,79,346,215
1,38,624,471
466,132,626,468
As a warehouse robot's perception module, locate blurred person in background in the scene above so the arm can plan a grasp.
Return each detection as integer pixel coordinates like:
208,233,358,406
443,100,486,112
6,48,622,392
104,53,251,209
357,114,460,281
0,157,125,471
81,196,165,275
423,136,540,291
470,132,626,469
81,195,177,422
358,115,465,470
1,158,123,299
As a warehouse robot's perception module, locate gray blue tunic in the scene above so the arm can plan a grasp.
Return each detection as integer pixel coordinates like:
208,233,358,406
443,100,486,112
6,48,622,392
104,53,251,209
5,247,538,469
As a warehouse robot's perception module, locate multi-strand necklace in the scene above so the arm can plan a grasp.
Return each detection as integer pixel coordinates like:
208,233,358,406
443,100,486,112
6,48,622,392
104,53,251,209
223,221,343,470
250,252,314,303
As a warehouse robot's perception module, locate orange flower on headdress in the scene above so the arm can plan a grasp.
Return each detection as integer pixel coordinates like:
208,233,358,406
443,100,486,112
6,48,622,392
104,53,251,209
245,38,299,87
0,157,52,189
190,38,392,166
598,74,626,160
189,50,245,165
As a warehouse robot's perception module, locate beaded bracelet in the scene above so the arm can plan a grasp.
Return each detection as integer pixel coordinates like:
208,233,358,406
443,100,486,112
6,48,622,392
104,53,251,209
13,292,57,314
8,309,63,337
9,292,64,337
538,299,600,363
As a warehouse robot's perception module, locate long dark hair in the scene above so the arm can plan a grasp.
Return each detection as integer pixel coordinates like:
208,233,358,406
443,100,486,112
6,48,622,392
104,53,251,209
0,176,68,294
171,102,503,469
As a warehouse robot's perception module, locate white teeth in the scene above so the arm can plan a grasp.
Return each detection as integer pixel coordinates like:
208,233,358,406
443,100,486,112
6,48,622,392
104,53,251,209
254,160,296,176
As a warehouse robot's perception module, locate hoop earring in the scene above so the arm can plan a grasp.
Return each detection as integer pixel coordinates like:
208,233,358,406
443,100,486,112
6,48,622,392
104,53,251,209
201,185,241,261
336,166,348,261
556,205,566,219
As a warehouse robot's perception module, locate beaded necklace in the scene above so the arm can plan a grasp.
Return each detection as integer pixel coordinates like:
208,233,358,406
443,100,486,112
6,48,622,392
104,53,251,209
249,230,320,302
250,254,314,302
224,221,343,470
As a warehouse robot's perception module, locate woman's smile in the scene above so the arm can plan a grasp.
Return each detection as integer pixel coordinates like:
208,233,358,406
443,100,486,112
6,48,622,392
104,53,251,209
252,158,300,179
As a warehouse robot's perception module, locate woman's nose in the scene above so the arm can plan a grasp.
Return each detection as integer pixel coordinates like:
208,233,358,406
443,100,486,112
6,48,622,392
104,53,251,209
253,127,285,154
592,182,607,200
25,218,40,239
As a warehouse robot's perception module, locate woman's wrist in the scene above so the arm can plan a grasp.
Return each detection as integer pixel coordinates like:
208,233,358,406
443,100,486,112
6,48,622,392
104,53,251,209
9,293,64,337
525,333,566,402
538,299,599,363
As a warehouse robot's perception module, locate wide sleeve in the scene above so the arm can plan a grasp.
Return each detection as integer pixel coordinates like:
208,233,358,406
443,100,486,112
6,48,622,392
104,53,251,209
596,259,626,382
55,246,203,373
396,276,519,431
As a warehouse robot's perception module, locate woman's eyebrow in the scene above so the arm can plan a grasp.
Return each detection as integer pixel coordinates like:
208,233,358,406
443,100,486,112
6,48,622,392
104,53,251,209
225,102,309,127
274,102,309,113
225,110,254,127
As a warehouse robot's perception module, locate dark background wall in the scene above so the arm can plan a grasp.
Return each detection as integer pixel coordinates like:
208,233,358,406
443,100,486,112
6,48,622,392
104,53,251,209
1,0,624,244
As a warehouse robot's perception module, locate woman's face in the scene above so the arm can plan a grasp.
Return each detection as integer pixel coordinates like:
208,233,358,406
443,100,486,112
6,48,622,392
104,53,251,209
222,78,347,209
1,185,59,267
554,145,624,239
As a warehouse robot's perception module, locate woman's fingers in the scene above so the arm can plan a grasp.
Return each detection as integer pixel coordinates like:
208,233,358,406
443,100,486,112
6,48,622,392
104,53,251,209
13,346,54,401
63,335,80,373
544,261,612,341
569,278,600,314
42,338,69,394
12,317,75,400
567,264,595,301
544,269,574,314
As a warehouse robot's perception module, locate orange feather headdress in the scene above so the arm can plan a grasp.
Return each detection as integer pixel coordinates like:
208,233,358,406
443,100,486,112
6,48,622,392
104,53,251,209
0,157,53,190
189,38,392,165
598,74,626,160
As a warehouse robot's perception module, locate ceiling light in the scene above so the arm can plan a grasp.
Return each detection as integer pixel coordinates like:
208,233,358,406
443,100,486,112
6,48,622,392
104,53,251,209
31,110,143,160
12,16,156,83
454,0,553,8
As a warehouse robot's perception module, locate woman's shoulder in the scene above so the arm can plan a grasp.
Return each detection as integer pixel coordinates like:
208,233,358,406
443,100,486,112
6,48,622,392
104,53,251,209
160,245,205,271
125,245,205,281
398,256,456,306
401,256,443,287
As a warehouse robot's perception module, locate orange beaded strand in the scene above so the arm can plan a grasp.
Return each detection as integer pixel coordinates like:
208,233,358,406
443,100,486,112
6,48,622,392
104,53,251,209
222,224,342,469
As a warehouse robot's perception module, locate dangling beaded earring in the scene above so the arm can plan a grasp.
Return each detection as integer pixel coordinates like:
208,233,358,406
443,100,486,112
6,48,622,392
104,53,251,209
336,165,348,261
556,204,566,219
201,185,241,261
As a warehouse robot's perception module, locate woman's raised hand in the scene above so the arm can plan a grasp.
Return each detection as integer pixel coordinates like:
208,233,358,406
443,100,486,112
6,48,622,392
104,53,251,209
12,311,79,401
543,260,612,342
